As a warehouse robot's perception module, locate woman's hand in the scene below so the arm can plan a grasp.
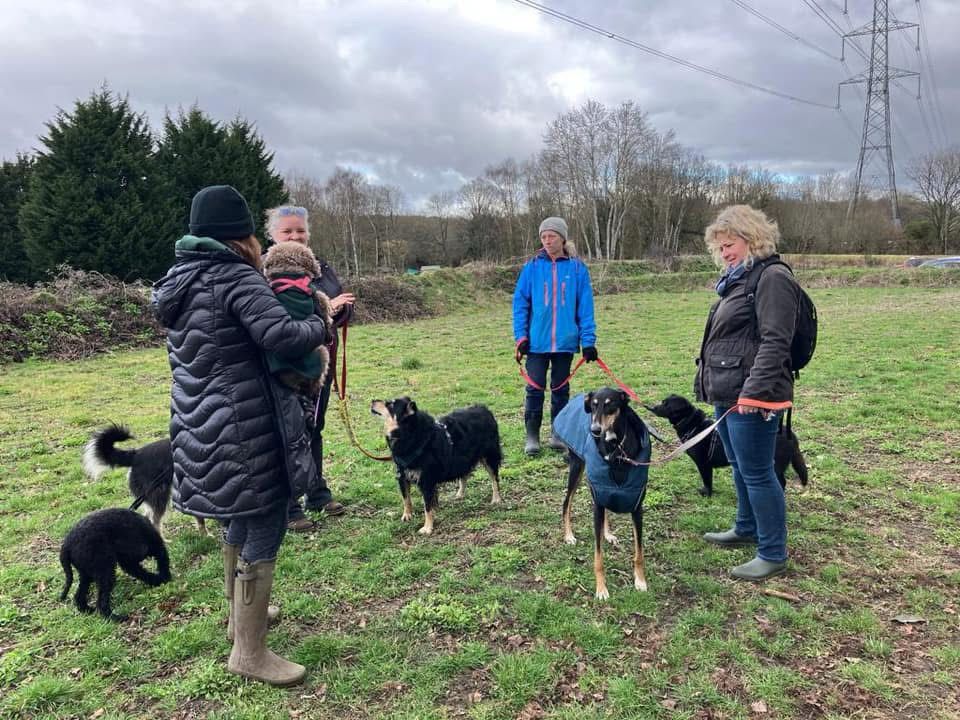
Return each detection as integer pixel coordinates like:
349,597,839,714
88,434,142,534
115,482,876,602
329,292,356,313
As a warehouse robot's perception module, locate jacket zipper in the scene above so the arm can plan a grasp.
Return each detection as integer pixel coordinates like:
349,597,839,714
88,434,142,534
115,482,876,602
561,280,566,307
551,260,558,351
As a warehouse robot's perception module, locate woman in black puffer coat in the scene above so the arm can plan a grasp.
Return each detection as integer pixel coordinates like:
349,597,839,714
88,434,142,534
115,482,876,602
152,185,327,687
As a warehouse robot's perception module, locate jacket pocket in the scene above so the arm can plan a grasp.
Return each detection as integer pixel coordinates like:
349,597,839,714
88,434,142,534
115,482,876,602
561,281,566,306
705,354,746,401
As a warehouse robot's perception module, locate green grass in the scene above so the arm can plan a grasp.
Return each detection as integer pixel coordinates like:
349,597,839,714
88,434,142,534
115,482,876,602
1,285,959,718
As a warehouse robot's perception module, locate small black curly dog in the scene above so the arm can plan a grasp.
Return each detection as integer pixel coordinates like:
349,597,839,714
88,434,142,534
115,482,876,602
59,508,171,621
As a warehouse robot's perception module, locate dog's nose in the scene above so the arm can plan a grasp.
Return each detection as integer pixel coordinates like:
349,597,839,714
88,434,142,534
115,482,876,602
590,421,601,434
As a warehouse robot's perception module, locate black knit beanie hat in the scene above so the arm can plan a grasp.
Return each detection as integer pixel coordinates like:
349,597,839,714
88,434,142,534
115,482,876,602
189,185,255,240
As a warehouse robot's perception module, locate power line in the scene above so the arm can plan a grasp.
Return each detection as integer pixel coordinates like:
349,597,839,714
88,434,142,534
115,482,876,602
510,0,837,109
914,0,950,146
802,0,848,37
726,0,841,60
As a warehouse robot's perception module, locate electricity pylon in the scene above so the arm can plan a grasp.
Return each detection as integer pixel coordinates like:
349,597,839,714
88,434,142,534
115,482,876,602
840,0,917,228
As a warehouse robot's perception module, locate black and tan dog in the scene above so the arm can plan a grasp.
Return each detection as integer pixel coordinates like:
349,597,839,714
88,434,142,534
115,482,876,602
646,394,808,496
370,397,503,535
554,388,652,600
83,425,207,537
59,508,171,621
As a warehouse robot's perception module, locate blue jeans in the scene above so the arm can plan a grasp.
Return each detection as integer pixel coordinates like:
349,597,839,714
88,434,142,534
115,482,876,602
524,352,574,422
224,502,289,563
714,406,787,563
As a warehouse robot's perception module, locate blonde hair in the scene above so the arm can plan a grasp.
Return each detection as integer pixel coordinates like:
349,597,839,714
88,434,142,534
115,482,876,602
703,205,779,268
265,206,311,243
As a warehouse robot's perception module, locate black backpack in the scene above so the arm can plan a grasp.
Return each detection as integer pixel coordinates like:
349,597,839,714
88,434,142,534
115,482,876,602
744,255,817,378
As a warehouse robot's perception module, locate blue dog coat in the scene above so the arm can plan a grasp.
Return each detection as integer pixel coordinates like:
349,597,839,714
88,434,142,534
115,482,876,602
553,394,651,513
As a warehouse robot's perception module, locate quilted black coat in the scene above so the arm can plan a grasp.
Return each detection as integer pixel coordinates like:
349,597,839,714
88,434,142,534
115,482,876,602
152,237,328,519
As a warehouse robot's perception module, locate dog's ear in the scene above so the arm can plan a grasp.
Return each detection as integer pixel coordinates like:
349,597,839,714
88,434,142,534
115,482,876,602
620,390,630,406
403,398,417,417
584,392,593,413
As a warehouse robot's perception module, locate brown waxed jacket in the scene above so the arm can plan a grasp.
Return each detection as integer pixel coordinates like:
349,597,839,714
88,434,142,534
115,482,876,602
694,259,800,407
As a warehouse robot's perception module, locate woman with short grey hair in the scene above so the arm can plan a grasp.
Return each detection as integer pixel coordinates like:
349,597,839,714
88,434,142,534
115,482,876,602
266,205,355,531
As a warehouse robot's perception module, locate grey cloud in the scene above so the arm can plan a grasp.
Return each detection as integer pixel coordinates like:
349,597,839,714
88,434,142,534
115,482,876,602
1,0,956,205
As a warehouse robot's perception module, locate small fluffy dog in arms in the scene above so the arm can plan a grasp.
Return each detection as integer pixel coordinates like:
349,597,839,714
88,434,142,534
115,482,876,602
59,508,171,621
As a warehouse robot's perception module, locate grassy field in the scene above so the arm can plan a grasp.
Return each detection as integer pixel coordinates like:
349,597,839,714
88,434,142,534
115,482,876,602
0,285,958,719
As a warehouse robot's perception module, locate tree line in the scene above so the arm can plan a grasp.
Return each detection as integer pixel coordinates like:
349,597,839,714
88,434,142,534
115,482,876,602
1,91,957,283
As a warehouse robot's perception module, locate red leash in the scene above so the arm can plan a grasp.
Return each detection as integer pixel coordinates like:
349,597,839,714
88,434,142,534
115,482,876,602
518,354,644,403
329,323,393,462
518,357,586,392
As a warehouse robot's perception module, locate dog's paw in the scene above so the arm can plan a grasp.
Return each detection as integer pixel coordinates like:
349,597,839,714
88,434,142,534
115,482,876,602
564,533,577,546
604,532,619,546
634,577,648,592
400,511,413,522
594,587,610,601
491,492,503,505
698,487,712,497
417,525,433,536
108,612,129,622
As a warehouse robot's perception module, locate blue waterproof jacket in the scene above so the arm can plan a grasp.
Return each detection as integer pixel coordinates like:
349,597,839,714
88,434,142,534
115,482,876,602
512,251,597,354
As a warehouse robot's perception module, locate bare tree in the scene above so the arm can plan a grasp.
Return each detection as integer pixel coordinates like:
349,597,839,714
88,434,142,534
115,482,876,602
427,189,457,263
485,158,527,259
541,100,656,259
325,167,367,276
364,183,405,271
907,148,960,254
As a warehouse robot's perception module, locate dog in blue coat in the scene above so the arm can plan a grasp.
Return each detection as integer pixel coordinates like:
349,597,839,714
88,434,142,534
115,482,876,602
554,388,652,600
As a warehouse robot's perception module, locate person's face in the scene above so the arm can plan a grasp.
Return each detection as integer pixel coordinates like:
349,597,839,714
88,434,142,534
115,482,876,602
272,214,309,245
540,230,565,258
716,231,749,268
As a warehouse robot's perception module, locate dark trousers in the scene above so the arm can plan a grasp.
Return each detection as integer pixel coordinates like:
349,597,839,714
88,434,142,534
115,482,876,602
224,502,288,563
289,374,336,516
524,352,574,423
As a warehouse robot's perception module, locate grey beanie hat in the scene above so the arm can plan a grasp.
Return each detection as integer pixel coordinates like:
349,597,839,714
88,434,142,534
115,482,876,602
539,216,568,241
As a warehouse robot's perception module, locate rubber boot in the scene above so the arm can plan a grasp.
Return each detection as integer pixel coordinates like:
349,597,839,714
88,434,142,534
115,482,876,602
223,544,279,642
524,413,542,456
227,560,305,686
546,414,567,450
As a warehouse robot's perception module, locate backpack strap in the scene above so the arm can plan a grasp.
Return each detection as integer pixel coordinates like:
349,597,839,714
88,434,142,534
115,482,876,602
743,254,792,304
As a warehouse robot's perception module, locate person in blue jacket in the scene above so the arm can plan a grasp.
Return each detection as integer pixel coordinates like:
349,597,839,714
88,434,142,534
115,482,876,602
513,216,598,455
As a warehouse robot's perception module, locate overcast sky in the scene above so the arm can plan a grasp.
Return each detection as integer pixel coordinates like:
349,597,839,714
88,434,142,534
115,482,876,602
1,0,956,208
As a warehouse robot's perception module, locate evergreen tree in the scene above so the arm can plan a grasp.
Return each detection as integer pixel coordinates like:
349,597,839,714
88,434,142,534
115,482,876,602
156,108,287,247
19,89,168,279
0,154,34,282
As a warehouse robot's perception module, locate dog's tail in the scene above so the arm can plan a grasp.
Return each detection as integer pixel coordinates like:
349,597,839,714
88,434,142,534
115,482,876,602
793,447,809,486
59,545,73,601
83,424,137,480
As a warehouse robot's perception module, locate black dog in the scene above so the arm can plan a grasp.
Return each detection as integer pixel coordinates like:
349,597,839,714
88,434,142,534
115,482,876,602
83,424,206,537
555,388,652,600
371,397,503,535
646,394,808,496
59,508,171,620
